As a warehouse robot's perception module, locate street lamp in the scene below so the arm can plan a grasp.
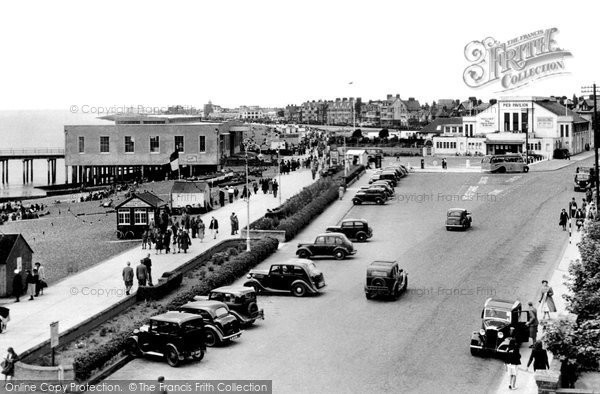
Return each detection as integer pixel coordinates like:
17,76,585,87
582,84,599,208
243,135,260,252
214,128,220,172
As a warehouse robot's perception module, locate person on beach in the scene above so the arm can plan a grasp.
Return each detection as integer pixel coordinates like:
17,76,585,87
122,261,134,295
11,270,22,303
538,280,556,319
197,218,205,242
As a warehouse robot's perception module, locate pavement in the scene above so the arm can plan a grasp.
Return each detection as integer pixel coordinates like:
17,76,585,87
0,166,318,356
494,216,584,394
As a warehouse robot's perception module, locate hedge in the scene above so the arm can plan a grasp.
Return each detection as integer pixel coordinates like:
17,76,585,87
73,237,279,381
136,271,183,301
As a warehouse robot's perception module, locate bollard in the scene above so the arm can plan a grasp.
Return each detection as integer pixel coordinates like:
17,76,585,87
421,159,425,169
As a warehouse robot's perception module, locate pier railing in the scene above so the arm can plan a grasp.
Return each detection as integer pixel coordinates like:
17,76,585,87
0,148,65,157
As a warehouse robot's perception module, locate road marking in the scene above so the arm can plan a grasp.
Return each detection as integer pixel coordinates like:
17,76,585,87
463,186,478,200
506,176,522,183
478,177,488,184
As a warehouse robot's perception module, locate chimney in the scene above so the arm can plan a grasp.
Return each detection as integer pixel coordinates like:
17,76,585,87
387,94,392,100
396,94,400,99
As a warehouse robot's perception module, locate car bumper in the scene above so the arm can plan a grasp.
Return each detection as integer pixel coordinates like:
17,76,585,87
445,224,465,228
348,250,357,255
365,286,391,295
222,330,244,341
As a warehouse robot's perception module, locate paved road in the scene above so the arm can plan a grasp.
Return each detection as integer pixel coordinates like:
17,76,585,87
108,158,587,393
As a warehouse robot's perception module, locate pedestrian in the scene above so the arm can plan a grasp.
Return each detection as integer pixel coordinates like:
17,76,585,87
1,347,18,383
234,187,239,200
273,180,278,198
0,307,9,333
569,197,577,218
228,187,234,203
136,260,148,287
179,230,191,253
505,339,521,390
164,229,171,254
209,216,219,239
575,208,585,231
34,262,46,296
11,269,22,303
155,230,164,254
559,208,568,231
560,359,578,389
219,188,226,206
526,301,538,348
527,341,550,371
268,179,273,194
142,254,153,286
539,280,556,319
25,269,36,301
241,185,248,200
586,188,593,203
261,179,268,194
588,203,596,220
253,182,258,195
338,184,345,200
122,261,134,295
197,218,205,242
191,217,197,238
582,198,587,213
230,212,239,235
142,229,150,250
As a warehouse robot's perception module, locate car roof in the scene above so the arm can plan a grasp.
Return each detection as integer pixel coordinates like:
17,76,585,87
341,218,367,223
210,286,255,295
151,311,203,324
447,208,466,212
180,300,227,310
317,232,348,238
369,260,397,267
272,260,312,269
484,298,520,310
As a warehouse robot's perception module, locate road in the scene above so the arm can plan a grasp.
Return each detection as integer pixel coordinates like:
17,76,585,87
108,158,586,393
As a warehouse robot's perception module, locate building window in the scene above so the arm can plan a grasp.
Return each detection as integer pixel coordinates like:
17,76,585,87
150,136,160,153
199,136,206,152
78,136,85,153
117,209,130,225
512,113,519,131
134,208,147,225
124,136,135,153
560,125,564,138
100,136,110,153
504,113,510,131
565,125,569,137
522,112,528,131
175,136,184,152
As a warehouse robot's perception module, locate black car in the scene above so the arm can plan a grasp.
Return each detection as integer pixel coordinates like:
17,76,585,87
177,300,243,347
245,261,326,297
359,185,393,197
364,260,408,300
296,233,356,259
446,208,472,230
574,167,593,192
369,173,397,187
470,298,529,357
126,312,206,367
353,189,388,205
194,286,264,326
326,218,373,242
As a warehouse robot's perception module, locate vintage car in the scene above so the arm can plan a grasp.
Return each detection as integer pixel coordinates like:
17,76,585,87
574,167,593,192
245,261,326,297
446,208,472,230
353,189,388,205
126,311,206,367
368,174,397,187
326,218,373,242
194,286,264,326
383,167,406,179
359,185,393,198
177,300,243,347
296,232,356,259
470,298,529,357
371,180,395,195
364,260,408,300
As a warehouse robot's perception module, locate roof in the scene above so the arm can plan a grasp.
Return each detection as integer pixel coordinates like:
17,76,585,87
368,261,397,271
419,117,463,134
171,181,210,194
370,260,396,266
180,300,227,311
437,99,456,109
447,208,467,212
536,100,590,123
346,149,367,156
211,286,255,295
403,99,421,111
485,133,525,143
341,218,367,223
115,192,166,209
484,298,520,310
0,234,33,265
151,311,203,324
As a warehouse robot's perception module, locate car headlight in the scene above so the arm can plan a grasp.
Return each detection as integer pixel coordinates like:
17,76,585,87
246,274,252,279
479,329,485,336
497,332,504,339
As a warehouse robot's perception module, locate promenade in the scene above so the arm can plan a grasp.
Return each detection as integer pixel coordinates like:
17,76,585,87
0,168,317,356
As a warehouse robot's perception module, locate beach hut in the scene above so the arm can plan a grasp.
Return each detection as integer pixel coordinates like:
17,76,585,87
0,234,33,297
345,149,369,166
115,192,166,239
170,181,212,215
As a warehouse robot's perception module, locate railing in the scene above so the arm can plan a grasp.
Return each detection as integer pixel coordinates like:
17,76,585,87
0,148,65,156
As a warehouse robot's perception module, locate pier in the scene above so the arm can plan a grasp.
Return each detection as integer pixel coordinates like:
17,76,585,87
0,148,64,185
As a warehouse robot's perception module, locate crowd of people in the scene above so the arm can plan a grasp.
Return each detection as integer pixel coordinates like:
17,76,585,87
0,202,46,223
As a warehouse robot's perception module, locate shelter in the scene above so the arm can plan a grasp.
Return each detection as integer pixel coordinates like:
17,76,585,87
115,192,166,238
0,234,33,297
345,149,369,166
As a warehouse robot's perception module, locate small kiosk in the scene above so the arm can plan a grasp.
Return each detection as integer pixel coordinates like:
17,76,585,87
115,192,167,239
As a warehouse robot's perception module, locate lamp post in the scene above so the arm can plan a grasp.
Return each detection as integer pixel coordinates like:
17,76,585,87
278,142,282,206
243,135,260,252
215,128,220,172
582,84,599,208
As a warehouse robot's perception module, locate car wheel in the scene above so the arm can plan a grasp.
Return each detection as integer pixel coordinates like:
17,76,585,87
376,198,384,205
365,292,372,300
372,278,385,288
192,348,205,362
357,233,367,242
297,250,310,259
247,302,259,316
498,166,506,173
470,348,480,357
353,199,361,205
125,338,141,357
165,344,180,367
204,329,219,347
292,283,307,297
334,250,346,260
523,166,529,173
446,226,451,231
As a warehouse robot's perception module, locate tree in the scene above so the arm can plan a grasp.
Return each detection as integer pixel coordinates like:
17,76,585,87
352,129,363,140
379,129,389,139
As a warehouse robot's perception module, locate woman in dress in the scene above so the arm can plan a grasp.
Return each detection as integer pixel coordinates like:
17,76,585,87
538,280,557,319
1,347,18,383
154,230,163,254
197,218,205,242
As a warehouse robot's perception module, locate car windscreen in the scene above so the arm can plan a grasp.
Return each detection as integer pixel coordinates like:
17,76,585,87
484,308,509,321
307,262,321,277
214,307,229,319
368,270,389,277
448,211,462,217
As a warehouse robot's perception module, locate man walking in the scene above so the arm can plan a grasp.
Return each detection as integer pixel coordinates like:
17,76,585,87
209,216,219,239
12,269,23,303
230,212,239,235
122,262,134,295
569,197,577,218
559,208,568,231
526,301,538,348
34,262,46,296
228,186,234,203
273,180,279,198
142,254,153,286
136,260,148,287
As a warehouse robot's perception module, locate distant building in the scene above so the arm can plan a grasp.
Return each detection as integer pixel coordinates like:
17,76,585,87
327,98,356,125
64,115,244,184
300,100,328,124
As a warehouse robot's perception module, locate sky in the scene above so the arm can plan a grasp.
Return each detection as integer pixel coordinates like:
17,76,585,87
0,0,598,111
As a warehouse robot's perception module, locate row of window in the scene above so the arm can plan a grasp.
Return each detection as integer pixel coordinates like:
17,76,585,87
118,209,148,225
503,112,529,132
436,141,457,149
560,124,570,138
527,142,542,150
78,136,207,154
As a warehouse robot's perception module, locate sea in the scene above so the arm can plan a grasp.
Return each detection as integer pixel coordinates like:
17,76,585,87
0,110,107,200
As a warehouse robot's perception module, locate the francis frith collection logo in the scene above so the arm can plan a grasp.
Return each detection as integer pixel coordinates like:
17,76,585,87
463,28,572,91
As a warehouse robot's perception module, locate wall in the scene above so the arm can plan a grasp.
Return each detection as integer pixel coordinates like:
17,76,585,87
15,361,75,381
2,238,32,297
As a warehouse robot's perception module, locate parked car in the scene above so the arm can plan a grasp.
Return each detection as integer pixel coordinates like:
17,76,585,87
373,171,400,185
383,166,406,178
177,300,243,347
369,174,397,187
446,208,472,230
296,232,356,259
470,298,529,357
359,185,393,198
245,261,326,297
353,189,388,205
371,180,395,195
194,286,264,326
574,167,593,192
126,311,206,367
326,218,373,242
364,260,408,300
